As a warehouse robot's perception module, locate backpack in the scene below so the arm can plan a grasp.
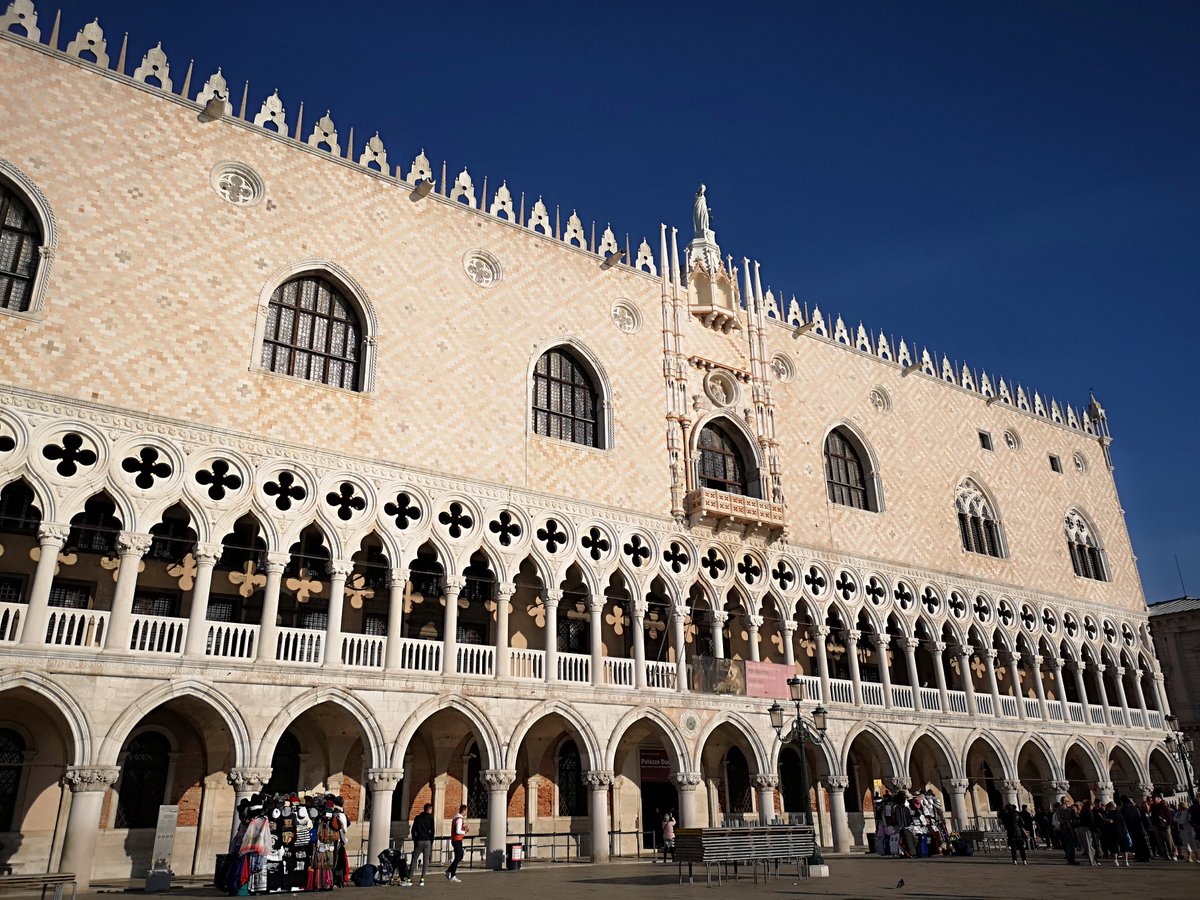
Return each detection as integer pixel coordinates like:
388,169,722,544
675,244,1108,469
351,864,377,888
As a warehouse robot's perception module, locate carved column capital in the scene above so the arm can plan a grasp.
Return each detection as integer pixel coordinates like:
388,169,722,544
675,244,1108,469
746,614,764,630
710,610,728,625
1134,782,1155,800
36,523,71,548
824,775,849,792
443,576,466,595
751,773,779,790
872,634,890,649
480,769,516,790
1049,780,1071,796
543,588,563,608
366,768,405,791
1000,779,1022,793
902,637,920,652
884,776,912,793
582,770,615,790
945,778,970,794
845,629,860,646
670,772,703,791
495,581,517,599
388,567,410,588
64,766,120,793
116,531,153,556
814,625,830,640
329,559,354,579
932,641,946,653
1093,663,1106,673
227,766,273,792
193,541,224,564
983,649,998,661
265,551,290,573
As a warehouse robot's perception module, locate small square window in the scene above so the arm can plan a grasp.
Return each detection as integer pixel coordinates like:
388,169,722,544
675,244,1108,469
978,431,994,451
1049,454,1062,473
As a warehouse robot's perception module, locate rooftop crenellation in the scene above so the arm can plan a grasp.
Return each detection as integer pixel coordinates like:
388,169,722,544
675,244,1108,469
1,0,1110,439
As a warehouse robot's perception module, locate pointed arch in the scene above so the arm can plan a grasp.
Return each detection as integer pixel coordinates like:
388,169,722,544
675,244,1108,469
391,693,502,771
0,156,56,317
0,472,52,524
840,721,903,776
822,420,884,512
954,475,1006,558
258,687,388,769
904,725,965,780
604,705,690,773
693,710,771,776
1014,732,1063,782
961,729,1015,780
0,671,91,765
690,412,763,498
1062,737,1104,783
98,678,251,767
504,700,602,771
1064,506,1109,581
527,336,612,449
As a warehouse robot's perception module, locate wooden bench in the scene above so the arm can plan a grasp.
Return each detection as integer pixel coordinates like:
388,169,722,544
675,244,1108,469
674,826,817,887
958,829,1006,853
0,873,78,900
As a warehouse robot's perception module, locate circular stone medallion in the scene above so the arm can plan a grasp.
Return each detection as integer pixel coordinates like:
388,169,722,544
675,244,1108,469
463,250,502,287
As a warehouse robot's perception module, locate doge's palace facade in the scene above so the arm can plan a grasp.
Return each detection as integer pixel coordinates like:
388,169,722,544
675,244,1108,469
0,2,1183,883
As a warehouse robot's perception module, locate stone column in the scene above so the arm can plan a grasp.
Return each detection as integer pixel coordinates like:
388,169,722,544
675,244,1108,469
1131,670,1150,725
874,636,893,708
183,542,223,658
710,611,726,660
192,774,227,876
1000,779,1021,809
958,646,978,715
1071,660,1091,723
983,650,1002,716
543,588,561,683
1152,672,1171,717
20,523,69,646
583,770,614,863
494,582,514,679
1049,657,1069,716
672,604,688,693
366,768,404,862
227,767,272,835
672,772,704,828
1092,664,1113,726
1005,652,1027,720
257,551,289,662
322,560,351,667
104,532,152,650
903,638,922,712
59,766,120,887
1029,657,1049,720
1112,666,1132,726
825,776,851,852
780,622,796,667
632,601,647,690
845,631,864,707
746,614,762,663
441,577,464,676
931,642,950,713
482,769,515,869
589,598,604,687
1096,780,1115,805
1133,782,1155,802
383,568,408,671
752,773,779,824
814,626,831,704
945,778,970,830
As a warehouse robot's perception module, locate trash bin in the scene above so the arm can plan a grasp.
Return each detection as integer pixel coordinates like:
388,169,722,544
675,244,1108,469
505,842,523,871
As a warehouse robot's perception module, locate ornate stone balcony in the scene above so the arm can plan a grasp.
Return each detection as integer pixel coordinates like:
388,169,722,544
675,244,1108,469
684,488,786,534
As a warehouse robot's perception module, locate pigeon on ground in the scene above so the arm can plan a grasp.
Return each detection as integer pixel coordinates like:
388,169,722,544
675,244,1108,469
896,879,905,888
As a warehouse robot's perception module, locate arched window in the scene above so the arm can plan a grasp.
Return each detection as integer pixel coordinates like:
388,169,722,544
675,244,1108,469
724,747,752,816
261,275,363,390
556,739,587,816
698,423,750,495
824,429,871,510
1065,510,1108,581
532,348,600,447
464,743,488,819
115,731,171,828
264,730,301,796
0,728,25,831
955,479,1005,558
0,182,42,313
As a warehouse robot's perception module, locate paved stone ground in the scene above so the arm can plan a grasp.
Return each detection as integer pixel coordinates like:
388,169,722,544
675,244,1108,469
67,852,1198,900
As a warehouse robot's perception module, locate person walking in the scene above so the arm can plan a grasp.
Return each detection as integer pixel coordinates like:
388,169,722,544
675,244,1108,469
445,805,468,882
402,803,435,887
1052,801,1079,865
1179,799,1199,863
1100,801,1131,866
1120,797,1150,863
1076,801,1098,866
1000,804,1028,865
1019,805,1035,852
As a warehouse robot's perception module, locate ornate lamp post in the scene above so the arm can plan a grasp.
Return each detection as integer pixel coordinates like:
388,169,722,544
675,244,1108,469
768,676,828,866
1164,715,1196,802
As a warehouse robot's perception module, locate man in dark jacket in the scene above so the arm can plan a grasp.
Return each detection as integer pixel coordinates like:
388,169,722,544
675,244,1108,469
402,804,436,887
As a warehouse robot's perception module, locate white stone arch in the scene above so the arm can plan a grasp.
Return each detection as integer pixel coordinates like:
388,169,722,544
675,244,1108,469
252,259,380,392
961,728,1015,780
282,515,340,560
1063,505,1109,578
1062,736,1105,784
258,687,388,770
689,411,765,499
59,483,134,536
953,473,1008,556
687,578,722,616
526,335,615,450
142,493,211,544
98,678,251,768
693,710,771,776
1107,738,1150,784
213,504,280,555
0,469,54,524
1013,731,1064,782
503,700,603,771
904,724,966,780
604,705,691,773
767,722,838,775
0,155,57,318
840,720,904,776
391,693,502,771
820,419,885,512
0,671,91,766
937,615,966,650
1147,743,1184,789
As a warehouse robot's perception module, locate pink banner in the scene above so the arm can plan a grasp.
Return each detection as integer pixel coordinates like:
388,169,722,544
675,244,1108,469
743,660,792,699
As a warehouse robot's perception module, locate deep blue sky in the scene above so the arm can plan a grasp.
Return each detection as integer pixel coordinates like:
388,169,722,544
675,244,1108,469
42,1,1199,603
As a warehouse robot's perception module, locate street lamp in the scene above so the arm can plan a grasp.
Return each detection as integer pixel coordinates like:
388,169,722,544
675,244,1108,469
768,676,828,866
1163,715,1196,802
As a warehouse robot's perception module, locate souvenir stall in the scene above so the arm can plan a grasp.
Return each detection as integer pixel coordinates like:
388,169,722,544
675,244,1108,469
222,793,352,894
873,789,951,858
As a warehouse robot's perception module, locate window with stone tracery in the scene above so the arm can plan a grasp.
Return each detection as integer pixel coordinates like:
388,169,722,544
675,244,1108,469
824,430,870,510
699,423,749,495
0,728,24,832
1065,509,1108,581
556,739,587,816
0,182,41,313
955,478,1005,558
532,348,600,447
261,275,363,390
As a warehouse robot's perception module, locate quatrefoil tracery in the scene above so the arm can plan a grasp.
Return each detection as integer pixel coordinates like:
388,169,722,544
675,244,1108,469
804,566,827,596
699,548,726,580
263,471,306,511
865,577,886,606
121,446,172,490
663,542,689,574
622,534,650,568
771,561,795,591
195,459,242,500
737,555,762,586
536,519,568,554
42,432,97,477
834,571,856,602
325,482,366,521
488,510,522,547
383,492,421,530
438,502,473,539
581,527,610,561
893,581,914,611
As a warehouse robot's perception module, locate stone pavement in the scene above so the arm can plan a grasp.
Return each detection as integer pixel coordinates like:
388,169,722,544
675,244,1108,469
65,852,1198,900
